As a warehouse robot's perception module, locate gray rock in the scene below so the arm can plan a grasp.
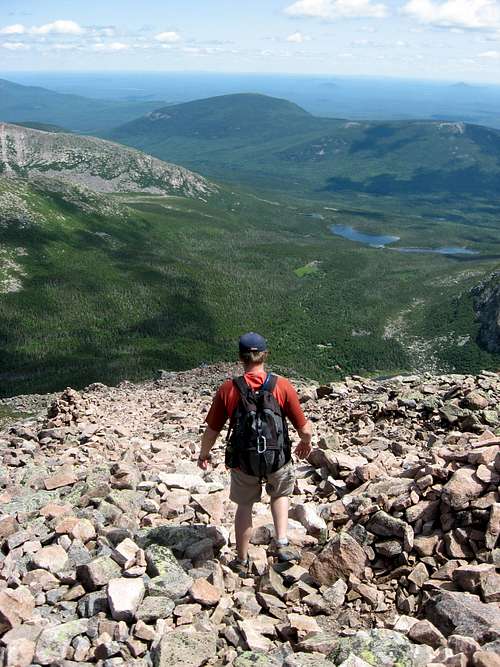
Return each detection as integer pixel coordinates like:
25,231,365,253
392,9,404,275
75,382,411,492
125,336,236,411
153,628,217,667
34,619,88,665
284,653,333,667
77,591,109,617
366,511,414,552
146,572,193,600
328,629,434,666
137,524,226,559
145,544,181,578
135,596,175,622
423,590,500,644
235,653,282,667
77,556,121,591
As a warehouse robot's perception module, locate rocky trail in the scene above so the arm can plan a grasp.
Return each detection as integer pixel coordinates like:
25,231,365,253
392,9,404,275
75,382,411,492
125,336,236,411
0,364,499,667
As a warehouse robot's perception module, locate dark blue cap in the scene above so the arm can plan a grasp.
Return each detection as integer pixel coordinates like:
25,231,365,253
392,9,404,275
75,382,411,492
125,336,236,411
239,332,268,353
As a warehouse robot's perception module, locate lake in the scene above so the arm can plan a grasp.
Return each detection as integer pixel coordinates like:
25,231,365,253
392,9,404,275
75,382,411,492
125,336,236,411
330,225,400,248
330,224,479,255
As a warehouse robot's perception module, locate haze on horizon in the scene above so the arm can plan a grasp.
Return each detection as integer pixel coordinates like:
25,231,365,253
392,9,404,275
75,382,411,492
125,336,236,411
2,0,500,85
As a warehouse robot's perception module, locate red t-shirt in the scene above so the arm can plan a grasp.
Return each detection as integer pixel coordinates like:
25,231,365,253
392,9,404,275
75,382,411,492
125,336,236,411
205,371,307,433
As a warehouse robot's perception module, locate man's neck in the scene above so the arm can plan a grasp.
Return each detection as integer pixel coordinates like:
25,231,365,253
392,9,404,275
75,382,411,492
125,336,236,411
243,363,265,374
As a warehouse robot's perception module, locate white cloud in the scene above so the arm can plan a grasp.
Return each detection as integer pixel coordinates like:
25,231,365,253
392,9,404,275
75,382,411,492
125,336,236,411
0,20,84,36
1,41,29,50
287,31,311,42
402,0,500,30
31,20,84,35
50,43,77,51
0,24,26,35
155,31,181,43
92,41,129,52
478,48,500,56
284,0,388,19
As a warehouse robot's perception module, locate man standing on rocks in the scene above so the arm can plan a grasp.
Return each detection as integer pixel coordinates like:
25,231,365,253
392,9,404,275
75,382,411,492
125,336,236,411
198,332,313,574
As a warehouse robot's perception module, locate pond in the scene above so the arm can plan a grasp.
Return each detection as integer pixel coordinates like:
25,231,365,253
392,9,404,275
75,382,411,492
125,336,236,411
330,224,479,255
391,246,479,256
330,224,400,248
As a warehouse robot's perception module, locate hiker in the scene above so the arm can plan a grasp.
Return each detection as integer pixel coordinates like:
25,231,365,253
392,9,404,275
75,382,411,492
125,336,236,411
198,332,313,574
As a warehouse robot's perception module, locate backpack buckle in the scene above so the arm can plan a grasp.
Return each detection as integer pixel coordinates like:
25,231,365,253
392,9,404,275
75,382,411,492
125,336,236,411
257,435,267,454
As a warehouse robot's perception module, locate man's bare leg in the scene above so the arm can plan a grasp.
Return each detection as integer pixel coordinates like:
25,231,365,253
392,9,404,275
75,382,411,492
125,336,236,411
270,495,289,541
235,504,253,561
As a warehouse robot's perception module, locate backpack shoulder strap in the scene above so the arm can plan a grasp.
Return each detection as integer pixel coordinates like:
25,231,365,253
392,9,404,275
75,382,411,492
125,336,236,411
262,373,278,392
233,376,250,396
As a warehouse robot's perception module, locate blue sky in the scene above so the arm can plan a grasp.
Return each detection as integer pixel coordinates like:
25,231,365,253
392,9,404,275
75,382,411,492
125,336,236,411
2,0,500,83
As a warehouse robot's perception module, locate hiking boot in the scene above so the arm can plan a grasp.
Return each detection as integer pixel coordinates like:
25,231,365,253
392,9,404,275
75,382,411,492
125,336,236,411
269,540,301,563
228,557,251,577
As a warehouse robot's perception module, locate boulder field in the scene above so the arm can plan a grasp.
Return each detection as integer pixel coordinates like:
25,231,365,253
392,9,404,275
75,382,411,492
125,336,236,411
0,364,499,666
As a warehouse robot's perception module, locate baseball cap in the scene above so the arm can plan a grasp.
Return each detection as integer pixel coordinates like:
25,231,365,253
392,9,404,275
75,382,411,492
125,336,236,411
239,332,268,353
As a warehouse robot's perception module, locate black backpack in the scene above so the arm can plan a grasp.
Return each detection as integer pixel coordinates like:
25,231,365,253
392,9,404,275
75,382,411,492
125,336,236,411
225,373,292,480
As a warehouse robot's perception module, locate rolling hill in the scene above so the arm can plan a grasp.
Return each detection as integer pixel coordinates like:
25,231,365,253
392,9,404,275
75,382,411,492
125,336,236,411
1,166,500,396
1,93,500,396
0,122,215,198
108,93,500,197
0,78,165,134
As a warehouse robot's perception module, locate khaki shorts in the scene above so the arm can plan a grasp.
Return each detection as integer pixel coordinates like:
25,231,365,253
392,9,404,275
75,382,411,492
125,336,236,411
229,461,295,506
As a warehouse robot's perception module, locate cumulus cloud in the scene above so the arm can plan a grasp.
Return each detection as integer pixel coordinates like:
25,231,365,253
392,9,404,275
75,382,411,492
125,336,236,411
287,31,311,42
1,41,30,50
0,24,25,35
32,20,83,35
154,31,181,43
0,20,84,36
478,48,500,56
401,0,500,30
92,41,129,51
284,0,388,19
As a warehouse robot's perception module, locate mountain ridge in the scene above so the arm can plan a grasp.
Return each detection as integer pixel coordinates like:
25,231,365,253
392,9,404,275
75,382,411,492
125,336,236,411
0,122,215,199
108,93,500,197
0,77,165,133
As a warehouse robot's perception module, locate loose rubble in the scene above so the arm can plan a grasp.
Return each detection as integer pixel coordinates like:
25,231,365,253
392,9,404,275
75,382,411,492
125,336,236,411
0,364,499,666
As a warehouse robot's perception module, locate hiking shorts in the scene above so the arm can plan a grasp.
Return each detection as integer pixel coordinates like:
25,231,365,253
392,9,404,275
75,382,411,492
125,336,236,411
229,461,295,506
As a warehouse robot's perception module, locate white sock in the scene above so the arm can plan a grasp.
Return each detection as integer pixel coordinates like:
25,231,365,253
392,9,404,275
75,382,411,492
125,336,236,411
275,537,289,547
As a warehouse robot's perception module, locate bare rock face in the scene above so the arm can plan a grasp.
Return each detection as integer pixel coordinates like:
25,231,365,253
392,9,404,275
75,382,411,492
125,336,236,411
472,272,500,353
0,122,216,199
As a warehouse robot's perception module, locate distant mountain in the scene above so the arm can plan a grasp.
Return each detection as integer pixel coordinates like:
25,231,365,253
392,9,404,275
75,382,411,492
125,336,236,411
0,122,215,199
109,93,324,148
108,93,500,197
0,78,165,133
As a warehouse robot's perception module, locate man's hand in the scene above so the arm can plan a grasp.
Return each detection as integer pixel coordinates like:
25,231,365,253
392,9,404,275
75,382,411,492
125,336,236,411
295,440,312,460
294,420,313,460
197,455,212,471
198,426,219,471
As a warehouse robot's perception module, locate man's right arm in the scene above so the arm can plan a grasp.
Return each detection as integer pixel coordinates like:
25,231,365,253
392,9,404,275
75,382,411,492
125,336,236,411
198,382,230,469
198,426,220,470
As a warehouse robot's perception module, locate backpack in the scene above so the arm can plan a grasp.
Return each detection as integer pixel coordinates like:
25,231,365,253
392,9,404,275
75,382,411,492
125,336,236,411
225,373,292,480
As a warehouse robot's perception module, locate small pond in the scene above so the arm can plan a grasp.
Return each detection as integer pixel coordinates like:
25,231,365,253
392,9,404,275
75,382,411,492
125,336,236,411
330,224,479,255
